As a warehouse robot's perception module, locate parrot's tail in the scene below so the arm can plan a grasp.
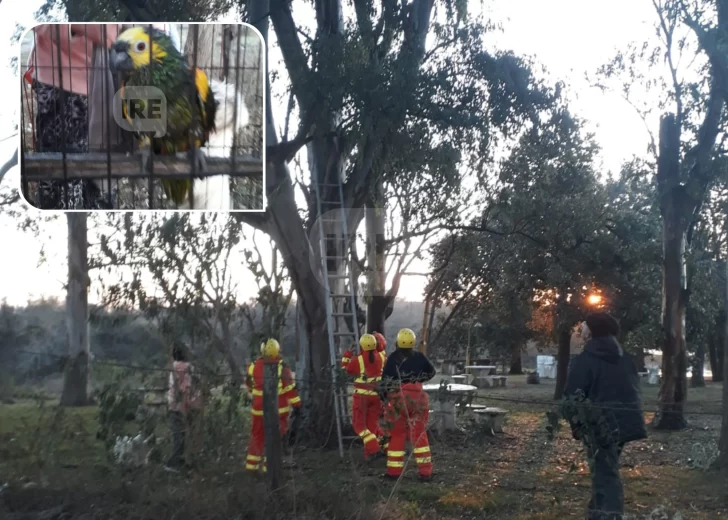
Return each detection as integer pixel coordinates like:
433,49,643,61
183,78,246,210
207,78,249,158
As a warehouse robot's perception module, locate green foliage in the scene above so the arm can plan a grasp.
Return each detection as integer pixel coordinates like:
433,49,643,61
200,388,248,464
95,379,145,456
4,398,93,478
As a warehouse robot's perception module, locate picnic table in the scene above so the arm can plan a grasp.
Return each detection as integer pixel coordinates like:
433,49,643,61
423,382,477,434
465,365,497,388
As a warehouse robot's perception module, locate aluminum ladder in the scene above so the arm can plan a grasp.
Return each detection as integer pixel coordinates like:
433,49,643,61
311,176,361,458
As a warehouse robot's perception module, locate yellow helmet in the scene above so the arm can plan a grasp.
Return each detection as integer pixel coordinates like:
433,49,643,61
396,328,416,349
359,333,377,351
261,338,281,359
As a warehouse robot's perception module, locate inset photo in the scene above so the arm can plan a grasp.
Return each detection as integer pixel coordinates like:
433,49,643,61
19,23,264,211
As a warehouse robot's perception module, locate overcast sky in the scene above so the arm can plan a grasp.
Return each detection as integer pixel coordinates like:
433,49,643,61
0,0,659,306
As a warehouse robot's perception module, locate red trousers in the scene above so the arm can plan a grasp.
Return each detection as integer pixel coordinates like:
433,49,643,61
383,388,432,477
245,411,289,472
352,393,384,457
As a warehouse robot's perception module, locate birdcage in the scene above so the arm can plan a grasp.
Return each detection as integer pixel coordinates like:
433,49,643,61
20,23,264,211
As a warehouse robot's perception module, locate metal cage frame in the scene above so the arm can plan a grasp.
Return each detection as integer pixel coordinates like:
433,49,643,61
20,23,264,211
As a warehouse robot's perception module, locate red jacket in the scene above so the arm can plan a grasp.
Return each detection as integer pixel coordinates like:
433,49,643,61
341,332,386,367
246,357,301,415
344,350,387,396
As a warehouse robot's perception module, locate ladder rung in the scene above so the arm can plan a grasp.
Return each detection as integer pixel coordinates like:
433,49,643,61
332,313,355,317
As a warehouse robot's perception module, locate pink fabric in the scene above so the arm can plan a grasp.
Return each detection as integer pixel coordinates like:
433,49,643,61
26,23,166,96
168,361,193,413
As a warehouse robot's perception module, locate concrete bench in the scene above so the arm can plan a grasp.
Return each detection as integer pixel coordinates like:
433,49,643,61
460,403,488,412
491,376,507,387
473,407,508,433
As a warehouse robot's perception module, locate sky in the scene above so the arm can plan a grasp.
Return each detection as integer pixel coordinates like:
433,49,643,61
0,0,659,307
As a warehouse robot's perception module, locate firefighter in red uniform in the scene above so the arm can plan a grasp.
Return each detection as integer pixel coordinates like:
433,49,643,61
341,332,388,460
244,338,301,473
381,328,436,481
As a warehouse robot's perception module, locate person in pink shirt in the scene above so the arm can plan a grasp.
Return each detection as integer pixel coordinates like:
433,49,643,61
25,23,167,209
166,343,202,471
25,24,122,209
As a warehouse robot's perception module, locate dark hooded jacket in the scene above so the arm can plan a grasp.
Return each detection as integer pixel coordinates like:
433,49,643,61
563,335,647,446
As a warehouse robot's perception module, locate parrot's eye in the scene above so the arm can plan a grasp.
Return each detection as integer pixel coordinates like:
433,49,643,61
135,41,147,52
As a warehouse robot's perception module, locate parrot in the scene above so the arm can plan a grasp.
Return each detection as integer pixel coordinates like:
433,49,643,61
109,26,218,207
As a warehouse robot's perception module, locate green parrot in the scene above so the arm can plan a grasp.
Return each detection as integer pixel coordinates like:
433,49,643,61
110,26,218,207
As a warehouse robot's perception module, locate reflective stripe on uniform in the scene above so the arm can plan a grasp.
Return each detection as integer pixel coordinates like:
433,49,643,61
354,388,378,396
386,461,404,468
289,396,301,405
247,455,262,462
358,429,377,444
281,384,296,394
387,450,405,457
416,457,432,464
413,446,430,454
245,463,259,470
250,360,296,397
354,355,382,384
252,408,290,415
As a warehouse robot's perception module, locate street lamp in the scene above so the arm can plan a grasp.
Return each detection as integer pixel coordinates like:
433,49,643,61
466,322,483,375
587,293,603,307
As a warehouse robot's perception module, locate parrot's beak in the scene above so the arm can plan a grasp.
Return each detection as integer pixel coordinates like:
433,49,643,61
110,41,134,73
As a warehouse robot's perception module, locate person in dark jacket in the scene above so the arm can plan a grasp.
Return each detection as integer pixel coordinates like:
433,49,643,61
381,328,436,481
564,312,647,520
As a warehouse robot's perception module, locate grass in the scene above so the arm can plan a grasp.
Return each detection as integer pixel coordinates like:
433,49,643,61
0,377,726,519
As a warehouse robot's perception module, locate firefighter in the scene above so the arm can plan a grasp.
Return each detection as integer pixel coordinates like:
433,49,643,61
244,338,301,473
381,328,436,481
341,333,388,460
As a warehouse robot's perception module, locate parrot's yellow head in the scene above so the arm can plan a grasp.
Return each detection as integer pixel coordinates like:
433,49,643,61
110,27,170,72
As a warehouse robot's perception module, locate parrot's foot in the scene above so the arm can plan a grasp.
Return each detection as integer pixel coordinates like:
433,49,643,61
176,148,207,180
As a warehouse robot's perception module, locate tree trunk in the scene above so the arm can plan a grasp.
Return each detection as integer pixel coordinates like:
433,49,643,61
366,177,388,334
718,253,728,469
710,311,726,382
653,114,689,431
61,213,90,407
553,324,572,400
509,342,523,375
0,148,17,185
183,24,215,69
242,0,339,445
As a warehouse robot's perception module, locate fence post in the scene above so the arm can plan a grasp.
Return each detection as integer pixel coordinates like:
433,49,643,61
263,358,282,490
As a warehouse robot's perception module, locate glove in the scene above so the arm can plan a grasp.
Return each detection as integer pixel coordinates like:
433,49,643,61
373,332,386,352
341,350,353,366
